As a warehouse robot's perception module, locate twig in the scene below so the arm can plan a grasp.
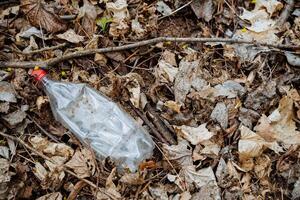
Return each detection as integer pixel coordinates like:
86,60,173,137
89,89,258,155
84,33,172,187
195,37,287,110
67,180,87,200
129,103,168,144
1,37,299,68
23,43,66,55
277,0,295,26
145,105,176,145
158,1,193,20
0,131,117,200
27,115,60,143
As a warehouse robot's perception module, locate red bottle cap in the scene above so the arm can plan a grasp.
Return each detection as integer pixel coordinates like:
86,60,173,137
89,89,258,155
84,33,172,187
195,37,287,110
31,68,47,81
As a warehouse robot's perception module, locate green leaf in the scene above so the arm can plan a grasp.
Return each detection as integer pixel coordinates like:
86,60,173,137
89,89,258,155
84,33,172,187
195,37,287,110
96,17,113,32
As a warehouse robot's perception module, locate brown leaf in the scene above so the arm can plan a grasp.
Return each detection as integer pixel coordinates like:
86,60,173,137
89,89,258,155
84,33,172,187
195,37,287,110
36,192,63,200
20,0,67,33
65,148,96,178
77,0,97,36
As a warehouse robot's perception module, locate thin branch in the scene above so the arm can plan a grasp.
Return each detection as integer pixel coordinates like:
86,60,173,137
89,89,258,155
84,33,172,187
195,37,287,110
0,131,117,200
23,43,66,55
1,37,299,68
276,0,295,26
158,1,193,20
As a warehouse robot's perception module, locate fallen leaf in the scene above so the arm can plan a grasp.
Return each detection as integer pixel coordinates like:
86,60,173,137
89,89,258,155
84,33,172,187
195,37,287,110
293,178,300,199
36,192,63,200
210,102,228,129
0,158,13,199
65,148,96,178
106,0,129,37
162,50,177,66
29,136,74,160
230,0,283,61
20,0,67,33
214,80,245,98
191,0,214,22
174,59,207,104
164,100,181,113
238,125,283,161
255,95,300,145
149,184,168,200
57,29,85,43
244,80,277,111
124,73,144,108
105,168,121,199
255,0,283,15
120,172,144,185
285,52,300,67
174,124,214,145
0,81,17,103
177,165,219,191
156,1,172,16
36,96,48,110
162,138,193,167
77,0,97,36
131,19,145,38
33,162,48,181
2,110,26,127
0,146,9,159
155,60,178,83
0,102,9,113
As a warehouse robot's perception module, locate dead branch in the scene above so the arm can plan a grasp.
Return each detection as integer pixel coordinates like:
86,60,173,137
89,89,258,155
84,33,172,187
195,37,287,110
0,131,117,200
1,37,299,69
23,43,66,55
277,0,295,26
129,103,169,144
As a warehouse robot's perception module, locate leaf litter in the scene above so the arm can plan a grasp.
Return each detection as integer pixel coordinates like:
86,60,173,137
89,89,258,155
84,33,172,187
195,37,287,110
1,0,300,199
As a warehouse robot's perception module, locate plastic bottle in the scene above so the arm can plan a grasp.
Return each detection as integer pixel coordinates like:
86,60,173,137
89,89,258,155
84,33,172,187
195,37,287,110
31,69,154,171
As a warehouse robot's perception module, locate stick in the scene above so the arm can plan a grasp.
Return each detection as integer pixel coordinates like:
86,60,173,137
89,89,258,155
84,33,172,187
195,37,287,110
1,37,299,68
129,103,169,144
276,0,295,26
0,131,118,200
23,43,67,55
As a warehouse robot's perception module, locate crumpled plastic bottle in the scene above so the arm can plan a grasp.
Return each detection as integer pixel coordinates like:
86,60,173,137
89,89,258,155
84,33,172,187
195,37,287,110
31,69,154,171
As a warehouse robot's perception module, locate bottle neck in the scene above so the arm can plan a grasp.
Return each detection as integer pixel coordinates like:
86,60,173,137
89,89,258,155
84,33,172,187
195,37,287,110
40,75,51,87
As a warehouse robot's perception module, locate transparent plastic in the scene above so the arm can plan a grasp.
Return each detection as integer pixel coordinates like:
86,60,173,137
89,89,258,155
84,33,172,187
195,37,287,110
40,76,154,171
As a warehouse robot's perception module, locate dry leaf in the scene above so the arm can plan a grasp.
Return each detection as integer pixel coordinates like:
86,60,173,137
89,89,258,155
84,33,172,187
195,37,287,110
29,136,74,160
65,148,96,178
214,80,245,98
0,81,17,103
162,138,193,167
106,0,129,37
124,73,144,108
105,168,121,199
238,126,283,161
36,192,63,200
191,0,214,22
174,59,207,104
210,102,228,129
120,172,144,185
231,0,283,61
255,95,300,145
164,100,181,113
174,124,214,145
149,184,168,200
2,110,26,127
175,165,219,192
78,0,97,36
155,60,178,83
20,0,67,33
57,29,85,43
36,96,48,110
